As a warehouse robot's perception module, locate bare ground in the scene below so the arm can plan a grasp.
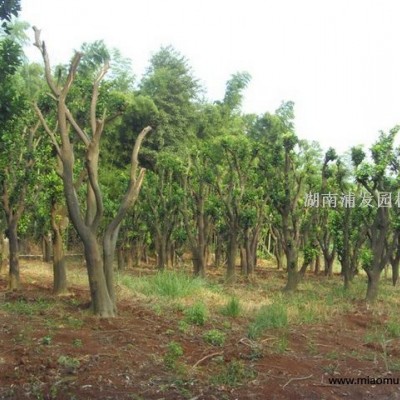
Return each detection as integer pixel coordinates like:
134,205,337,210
0,261,400,400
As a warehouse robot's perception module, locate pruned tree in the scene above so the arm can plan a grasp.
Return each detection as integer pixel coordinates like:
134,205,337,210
34,28,151,316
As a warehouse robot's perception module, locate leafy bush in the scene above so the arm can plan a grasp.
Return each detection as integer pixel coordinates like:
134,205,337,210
164,341,184,369
184,302,208,325
212,359,256,386
248,302,288,339
203,329,226,346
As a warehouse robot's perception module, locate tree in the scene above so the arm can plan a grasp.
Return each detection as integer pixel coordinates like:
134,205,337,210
0,0,21,33
0,26,40,289
34,28,151,316
352,127,400,302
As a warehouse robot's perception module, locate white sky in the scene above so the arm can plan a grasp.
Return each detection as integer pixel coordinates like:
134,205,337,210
20,0,400,154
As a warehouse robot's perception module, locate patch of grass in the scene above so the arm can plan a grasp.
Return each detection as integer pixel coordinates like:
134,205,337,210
120,271,205,299
203,329,226,346
220,297,241,318
164,341,184,369
386,317,400,338
184,302,208,326
72,339,83,347
41,335,52,345
178,320,190,333
58,355,80,373
64,316,84,329
212,359,256,387
248,302,288,339
275,334,289,353
1,298,54,315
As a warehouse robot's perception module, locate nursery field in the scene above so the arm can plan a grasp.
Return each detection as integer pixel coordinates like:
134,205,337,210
0,261,400,400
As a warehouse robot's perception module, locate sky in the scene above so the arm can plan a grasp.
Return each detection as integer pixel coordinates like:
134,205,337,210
20,0,400,154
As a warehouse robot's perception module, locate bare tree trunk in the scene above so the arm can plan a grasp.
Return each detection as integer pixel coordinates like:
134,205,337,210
7,221,19,290
53,228,67,294
314,254,320,275
42,232,53,262
226,229,238,283
85,237,115,316
284,245,299,291
366,269,380,303
117,247,125,271
240,245,247,275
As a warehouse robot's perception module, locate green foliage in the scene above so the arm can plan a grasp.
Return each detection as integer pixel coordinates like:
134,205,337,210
1,298,54,315
220,297,241,318
57,355,80,372
203,329,226,346
164,341,184,369
212,359,256,387
120,270,204,298
248,302,288,339
184,302,208,325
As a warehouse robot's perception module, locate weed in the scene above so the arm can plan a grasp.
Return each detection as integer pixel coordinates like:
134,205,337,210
386,318,400,338
275,335,288,353
58,355,80,373
184,302,207,326
64,317,84,329
248,302,287,339
203,329,226,346
212,359,256,386
164,341,184,369
178,320,190,333
221,297,241,318
72,339,83,347
41,335,52,345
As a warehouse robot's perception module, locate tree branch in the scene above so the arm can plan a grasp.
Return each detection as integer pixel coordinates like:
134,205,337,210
34,103,62,158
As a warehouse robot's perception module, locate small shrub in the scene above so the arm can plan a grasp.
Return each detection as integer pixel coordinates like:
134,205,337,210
164,341,184,369
203,329,226,346
386,318,400,338
221,297,241,318
178,320,190,333
212,359,256,386
72,339,83,347
41,335,52,345
58,355,80,373
184,302,208,326
248,302,288,339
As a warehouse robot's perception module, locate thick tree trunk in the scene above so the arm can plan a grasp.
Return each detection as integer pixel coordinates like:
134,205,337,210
283,245,299,291
366,269,381,303
392,259,399,286
8,222,19,290
53,228,67,294
240,246,247,275
226,230,238,283
324,255,334,277
192,247,205,278
156,233,168,270
42,233,53,262
314,254,320,275
85,237,115,317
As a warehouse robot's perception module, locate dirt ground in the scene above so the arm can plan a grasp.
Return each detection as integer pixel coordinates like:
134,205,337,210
0,262,400,399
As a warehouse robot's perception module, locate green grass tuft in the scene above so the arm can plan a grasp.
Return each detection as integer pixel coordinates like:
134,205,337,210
248,302,288,339
221,297,241,318
120,270,205,298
